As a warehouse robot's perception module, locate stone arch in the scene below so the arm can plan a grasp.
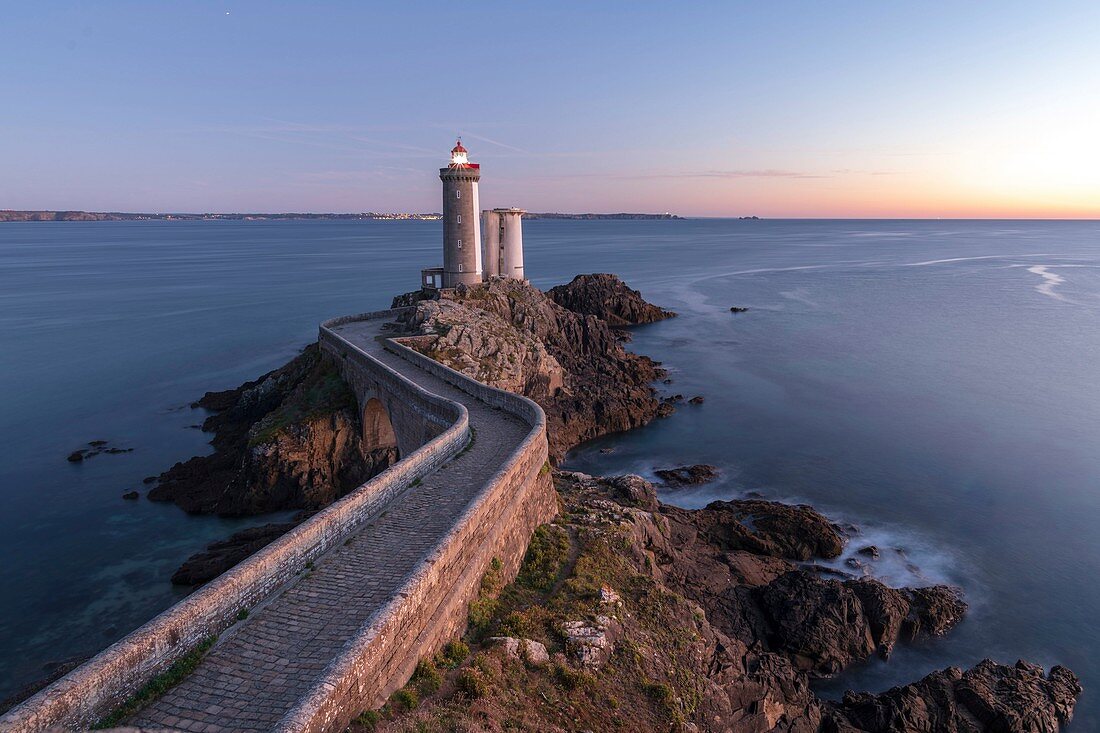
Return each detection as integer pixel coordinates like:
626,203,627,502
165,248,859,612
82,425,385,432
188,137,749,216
362,397,398,454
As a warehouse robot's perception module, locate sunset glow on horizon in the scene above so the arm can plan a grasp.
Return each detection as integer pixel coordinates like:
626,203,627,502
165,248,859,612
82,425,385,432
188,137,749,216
2,1,1099,218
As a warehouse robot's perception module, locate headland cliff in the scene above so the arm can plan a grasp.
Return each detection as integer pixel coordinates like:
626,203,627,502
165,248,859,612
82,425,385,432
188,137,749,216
129,274,1079,731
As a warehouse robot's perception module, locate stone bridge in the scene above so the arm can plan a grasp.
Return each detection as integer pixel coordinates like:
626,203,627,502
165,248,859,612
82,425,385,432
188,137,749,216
1,309,557,733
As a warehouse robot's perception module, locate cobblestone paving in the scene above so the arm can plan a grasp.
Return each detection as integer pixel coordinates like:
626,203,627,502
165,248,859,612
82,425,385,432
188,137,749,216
131,319,530,732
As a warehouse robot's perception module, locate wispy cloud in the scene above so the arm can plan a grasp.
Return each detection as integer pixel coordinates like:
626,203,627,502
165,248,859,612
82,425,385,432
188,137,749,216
669,169,829,179
455,131,529,154
539,168,832,181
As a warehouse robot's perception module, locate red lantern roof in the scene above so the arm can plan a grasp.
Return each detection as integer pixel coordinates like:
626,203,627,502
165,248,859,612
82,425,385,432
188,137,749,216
451,139,467,154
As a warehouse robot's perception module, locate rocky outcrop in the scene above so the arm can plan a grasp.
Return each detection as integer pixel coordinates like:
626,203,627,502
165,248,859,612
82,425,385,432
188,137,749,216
66,440,132,462
824,660,1081,732
396,276,670,460
640,489,963,678
361,472,1078,733
547,273,675,327
149,344,395,516
654,463,719,486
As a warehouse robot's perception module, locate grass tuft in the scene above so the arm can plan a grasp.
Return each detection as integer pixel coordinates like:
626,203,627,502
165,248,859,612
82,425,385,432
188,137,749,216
92,636,217,728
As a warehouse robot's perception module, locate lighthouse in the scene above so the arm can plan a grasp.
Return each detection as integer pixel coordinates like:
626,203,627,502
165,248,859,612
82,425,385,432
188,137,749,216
439,140,483,287
420,140,526,291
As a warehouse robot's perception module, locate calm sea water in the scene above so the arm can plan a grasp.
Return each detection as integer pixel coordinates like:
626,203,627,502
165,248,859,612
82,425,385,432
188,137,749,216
1,220,1098,726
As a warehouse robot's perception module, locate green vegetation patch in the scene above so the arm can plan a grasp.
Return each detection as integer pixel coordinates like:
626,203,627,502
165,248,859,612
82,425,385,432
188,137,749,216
439,639,470,668
412,659,443,694
467,558,505,634
248,355,356,446
92,635,217,728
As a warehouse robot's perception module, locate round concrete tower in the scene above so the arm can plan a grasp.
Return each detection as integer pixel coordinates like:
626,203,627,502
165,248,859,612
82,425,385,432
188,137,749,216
439,140,482,288
496,208,525,280
481,209,501,278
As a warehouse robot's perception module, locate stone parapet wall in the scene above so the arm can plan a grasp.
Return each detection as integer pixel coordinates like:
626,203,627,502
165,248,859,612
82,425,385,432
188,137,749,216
1,313,469,733
272,334,556,733
318,317,457,455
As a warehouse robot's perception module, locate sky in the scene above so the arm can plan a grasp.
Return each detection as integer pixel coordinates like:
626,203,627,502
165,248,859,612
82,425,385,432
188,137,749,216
1,1,1099,218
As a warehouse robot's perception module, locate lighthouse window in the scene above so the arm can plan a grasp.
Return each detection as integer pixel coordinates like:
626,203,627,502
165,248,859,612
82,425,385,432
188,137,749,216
456,190,461,199
458,263,463,272
457,239,462,249
457,215,461,224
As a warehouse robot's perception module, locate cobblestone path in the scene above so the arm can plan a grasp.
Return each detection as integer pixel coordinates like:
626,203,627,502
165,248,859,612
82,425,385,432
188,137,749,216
131,318,530,732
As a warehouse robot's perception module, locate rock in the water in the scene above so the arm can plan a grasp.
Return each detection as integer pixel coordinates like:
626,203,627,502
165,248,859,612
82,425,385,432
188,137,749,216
857,545,880,559
730,306,749,313
692,498,845,560
547,273,675,327
67,440,133,463
171,517,306,586
688,395,705,404
824,659,1081,732
654,464,719,487
656,402,676,418
753,572,966,674
121,491,139,500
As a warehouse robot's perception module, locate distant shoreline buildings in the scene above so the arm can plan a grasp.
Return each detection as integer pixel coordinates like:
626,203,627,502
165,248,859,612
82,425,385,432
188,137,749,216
0,210,682,223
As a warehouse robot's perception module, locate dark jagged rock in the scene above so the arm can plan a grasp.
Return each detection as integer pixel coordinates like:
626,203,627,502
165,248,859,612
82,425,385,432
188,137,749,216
547,273,676,327
655,401,676,418
645,489,967,681
857,545,880,559
121,491,139,500
171,516,310,586
397,277,668,460
390,288,436,309
753,572,965,675
824,660,1081,732
149,344,395,516
65,441,132,463
689,395,705,404
690,498,845,561
606,473,660,511
654,463,719,486
730,306,749,313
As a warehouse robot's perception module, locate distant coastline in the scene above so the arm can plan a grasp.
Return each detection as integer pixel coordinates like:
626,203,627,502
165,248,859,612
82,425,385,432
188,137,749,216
0,210,682,223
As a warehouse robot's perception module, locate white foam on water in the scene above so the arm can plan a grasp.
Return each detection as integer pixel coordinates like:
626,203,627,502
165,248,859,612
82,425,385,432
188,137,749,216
901,253,1052,267
804,519,962,589
1027,265,1070,302
659,482,964,590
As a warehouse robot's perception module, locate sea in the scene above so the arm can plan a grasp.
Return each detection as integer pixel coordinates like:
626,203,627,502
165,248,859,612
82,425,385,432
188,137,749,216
1,219,1098,726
